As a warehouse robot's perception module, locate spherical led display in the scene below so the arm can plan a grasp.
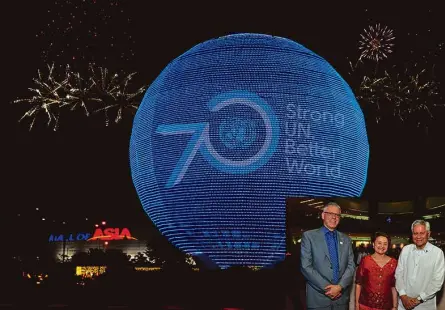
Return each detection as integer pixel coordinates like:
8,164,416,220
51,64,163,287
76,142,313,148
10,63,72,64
130,33,369,268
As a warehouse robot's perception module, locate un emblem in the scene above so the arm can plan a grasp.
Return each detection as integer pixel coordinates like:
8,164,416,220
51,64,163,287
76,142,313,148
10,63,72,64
157,91,280,188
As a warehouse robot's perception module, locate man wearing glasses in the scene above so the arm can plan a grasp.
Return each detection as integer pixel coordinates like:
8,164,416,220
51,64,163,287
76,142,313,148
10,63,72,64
395,220,445,310
301,202,355,309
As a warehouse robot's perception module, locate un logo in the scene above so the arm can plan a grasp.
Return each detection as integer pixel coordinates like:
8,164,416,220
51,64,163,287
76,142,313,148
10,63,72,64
157,91,280,188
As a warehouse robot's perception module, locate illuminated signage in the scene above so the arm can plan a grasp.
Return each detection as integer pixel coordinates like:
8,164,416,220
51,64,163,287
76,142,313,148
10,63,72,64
134,267,161,272
87,228,137,241
49,233,91,242
76,266,107,278
134,267,200,272
48,228,136,242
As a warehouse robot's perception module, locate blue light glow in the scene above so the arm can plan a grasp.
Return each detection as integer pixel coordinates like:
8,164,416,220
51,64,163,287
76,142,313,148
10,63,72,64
130,33,369,268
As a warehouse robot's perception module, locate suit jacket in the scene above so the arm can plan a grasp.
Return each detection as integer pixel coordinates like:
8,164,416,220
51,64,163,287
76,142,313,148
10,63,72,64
300,227,355,308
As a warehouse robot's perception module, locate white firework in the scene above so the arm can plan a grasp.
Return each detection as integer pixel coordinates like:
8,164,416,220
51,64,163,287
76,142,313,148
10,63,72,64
359,24,395,62
89,64,146,125
64,66,95,117
93,71,146,124
13,63,147,130
13,64,70,131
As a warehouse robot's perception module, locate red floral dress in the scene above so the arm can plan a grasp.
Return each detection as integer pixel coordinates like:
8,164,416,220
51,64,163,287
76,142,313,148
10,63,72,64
356,255,398,310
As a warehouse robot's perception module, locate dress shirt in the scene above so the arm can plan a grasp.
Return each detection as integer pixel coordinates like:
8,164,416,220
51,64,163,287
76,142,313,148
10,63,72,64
395,242,445,310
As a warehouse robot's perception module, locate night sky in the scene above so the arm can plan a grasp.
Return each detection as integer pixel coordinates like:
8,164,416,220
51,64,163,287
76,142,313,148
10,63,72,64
3,2,444,250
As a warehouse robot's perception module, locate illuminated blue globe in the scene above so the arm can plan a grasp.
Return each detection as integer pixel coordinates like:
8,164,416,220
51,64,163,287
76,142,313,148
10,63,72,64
130,33,369,268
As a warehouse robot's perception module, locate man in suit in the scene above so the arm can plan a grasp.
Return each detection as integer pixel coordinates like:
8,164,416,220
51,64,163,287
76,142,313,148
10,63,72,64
300,202,355,310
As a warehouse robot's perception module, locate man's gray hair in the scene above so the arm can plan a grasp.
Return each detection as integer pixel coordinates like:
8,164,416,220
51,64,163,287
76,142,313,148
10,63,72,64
323,202,341,213
411,219,431,232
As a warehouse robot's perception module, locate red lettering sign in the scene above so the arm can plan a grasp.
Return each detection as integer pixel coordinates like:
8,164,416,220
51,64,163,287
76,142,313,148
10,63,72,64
87,228,137,241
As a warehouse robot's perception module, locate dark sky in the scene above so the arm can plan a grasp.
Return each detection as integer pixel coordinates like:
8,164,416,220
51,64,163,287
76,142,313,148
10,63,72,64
2,2,444,246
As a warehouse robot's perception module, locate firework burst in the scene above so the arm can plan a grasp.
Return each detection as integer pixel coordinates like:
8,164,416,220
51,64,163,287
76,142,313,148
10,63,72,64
352,63,442,129
88,64,146,125
13,63,147,130
359,24,395,62
93,71,146,124
64,67,95,117
353,71,392,124
385,66,442,126
13,64,70,131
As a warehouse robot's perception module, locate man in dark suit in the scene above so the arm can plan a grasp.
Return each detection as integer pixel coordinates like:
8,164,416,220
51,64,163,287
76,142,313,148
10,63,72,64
300,202,355,310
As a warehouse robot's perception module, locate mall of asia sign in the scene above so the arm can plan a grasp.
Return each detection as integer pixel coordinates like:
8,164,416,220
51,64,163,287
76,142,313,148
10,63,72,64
48,228,136,242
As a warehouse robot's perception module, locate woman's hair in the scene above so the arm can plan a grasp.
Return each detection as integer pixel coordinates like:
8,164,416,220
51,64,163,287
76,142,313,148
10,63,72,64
372,231,391,248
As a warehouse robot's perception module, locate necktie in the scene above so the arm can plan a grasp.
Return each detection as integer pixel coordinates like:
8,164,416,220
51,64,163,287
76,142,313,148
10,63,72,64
328,231,340,284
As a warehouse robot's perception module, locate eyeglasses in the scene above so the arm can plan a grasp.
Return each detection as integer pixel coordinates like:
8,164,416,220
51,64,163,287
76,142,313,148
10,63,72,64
413,232,427,237
323,211,341,219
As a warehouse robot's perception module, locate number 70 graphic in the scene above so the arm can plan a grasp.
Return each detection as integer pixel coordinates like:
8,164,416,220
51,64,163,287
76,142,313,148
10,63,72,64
156,91,280,188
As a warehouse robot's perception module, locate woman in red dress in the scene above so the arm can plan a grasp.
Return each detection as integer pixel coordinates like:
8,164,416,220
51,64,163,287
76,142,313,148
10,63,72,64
355,232,398,310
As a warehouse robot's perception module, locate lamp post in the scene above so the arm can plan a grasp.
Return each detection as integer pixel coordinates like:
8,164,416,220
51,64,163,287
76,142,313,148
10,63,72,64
61,220,67,263
62,237,66,263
